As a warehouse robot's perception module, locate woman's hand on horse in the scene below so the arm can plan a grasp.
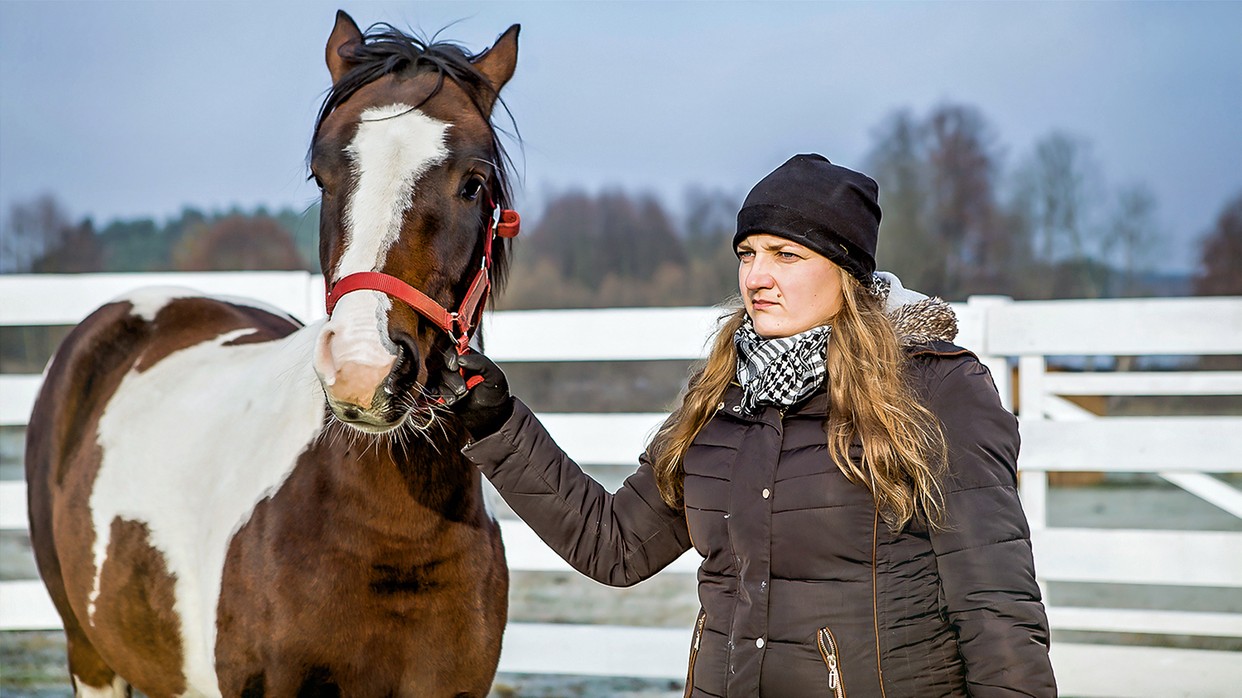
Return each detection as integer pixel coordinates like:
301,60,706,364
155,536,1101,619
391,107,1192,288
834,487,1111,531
439,348,514,438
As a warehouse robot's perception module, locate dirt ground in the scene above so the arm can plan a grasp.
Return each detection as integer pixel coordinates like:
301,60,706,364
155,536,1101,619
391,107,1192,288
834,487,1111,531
0,630,684,697
0,630,684,698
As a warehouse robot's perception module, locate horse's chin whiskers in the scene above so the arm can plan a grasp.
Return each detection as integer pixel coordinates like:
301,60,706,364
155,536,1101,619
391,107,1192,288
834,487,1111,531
312,380,464,460
429,410,450,445
398,384,465,454
406,401,437,432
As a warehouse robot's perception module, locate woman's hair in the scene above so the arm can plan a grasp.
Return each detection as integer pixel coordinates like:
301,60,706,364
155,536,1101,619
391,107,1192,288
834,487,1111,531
648,266,948,531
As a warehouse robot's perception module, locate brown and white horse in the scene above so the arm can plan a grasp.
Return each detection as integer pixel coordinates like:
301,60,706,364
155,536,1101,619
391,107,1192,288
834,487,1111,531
25,11,518,697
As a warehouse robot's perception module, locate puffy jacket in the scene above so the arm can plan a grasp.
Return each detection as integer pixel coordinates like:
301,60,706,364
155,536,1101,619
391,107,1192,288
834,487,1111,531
462,294,1055,697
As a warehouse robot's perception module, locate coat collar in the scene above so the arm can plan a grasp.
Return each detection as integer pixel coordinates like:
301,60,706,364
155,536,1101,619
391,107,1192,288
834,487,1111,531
719,382,828,424
875,271,958,346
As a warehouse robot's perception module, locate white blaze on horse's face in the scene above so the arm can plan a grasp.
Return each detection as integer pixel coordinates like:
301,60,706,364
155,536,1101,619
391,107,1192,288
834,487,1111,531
313,103,450,413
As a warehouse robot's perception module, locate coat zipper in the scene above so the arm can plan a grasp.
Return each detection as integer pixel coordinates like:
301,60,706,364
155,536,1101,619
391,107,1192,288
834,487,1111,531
871,508,887,698
683,610,707,698
817,626,847,698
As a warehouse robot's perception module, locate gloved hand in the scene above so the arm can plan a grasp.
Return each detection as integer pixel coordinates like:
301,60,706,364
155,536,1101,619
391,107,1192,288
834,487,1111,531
438,348,514,438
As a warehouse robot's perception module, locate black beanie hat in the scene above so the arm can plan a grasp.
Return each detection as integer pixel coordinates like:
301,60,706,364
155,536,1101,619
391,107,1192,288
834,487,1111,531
734,154,881,282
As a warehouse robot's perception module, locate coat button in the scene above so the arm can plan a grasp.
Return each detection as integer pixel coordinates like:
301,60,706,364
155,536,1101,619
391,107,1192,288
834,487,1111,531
731,405,742,413
761,488,770,499
716,401,724,410
755,637,765,649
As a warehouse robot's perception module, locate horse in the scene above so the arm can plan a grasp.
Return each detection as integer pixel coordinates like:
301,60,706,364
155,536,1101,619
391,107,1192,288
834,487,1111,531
25,11,519,697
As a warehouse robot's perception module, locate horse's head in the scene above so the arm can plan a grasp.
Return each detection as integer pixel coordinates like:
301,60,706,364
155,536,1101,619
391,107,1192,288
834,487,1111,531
310,11,518,434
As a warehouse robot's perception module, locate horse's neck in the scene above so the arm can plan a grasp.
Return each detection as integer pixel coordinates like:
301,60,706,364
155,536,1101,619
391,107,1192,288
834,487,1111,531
312,434,488,545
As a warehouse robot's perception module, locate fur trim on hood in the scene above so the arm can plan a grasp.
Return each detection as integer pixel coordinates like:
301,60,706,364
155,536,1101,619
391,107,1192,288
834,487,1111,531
872,271,958,345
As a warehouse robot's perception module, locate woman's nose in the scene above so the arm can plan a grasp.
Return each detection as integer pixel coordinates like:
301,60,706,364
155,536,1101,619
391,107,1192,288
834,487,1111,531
744,261,774,290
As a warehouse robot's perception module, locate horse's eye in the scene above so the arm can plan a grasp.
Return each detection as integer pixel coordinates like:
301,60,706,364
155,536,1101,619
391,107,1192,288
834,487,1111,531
460,175,485,202
308,172,325,192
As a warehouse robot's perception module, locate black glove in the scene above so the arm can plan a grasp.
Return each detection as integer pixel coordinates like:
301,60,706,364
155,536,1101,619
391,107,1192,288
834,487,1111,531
438,348,513,438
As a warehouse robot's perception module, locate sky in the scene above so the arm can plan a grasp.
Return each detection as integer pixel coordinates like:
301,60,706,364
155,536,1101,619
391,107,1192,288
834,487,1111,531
1,1,1239,273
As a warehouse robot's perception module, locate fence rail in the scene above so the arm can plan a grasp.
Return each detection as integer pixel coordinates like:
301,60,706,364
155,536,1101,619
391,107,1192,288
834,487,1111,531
2,272,1241,696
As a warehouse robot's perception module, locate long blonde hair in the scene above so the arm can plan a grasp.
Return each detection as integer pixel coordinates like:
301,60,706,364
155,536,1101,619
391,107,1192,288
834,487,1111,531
648,267,948,531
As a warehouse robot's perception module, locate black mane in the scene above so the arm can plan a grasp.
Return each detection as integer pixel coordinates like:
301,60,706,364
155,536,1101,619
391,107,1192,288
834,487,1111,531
312,23,517,290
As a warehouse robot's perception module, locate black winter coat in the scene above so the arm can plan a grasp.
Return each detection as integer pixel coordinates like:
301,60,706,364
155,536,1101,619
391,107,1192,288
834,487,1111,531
463,341,1056,697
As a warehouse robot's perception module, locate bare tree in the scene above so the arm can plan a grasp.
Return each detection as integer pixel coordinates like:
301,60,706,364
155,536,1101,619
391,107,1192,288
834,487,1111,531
30,220,102,273
1194,192,1242,296
681,187,741,302
1,195,75,273
682,187,738,248
1102,183,1158,296
866,109,941,292
1024,133,1101,261
924,104,1002,297
865,105,1006,299
1013,132,1106,296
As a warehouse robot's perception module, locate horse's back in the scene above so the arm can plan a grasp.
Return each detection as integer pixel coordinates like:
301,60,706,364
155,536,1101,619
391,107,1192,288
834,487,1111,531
26,288,315,697
27,287,303,491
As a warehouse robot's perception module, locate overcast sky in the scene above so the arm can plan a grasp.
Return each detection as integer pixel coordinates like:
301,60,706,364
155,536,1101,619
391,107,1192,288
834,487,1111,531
2,1,1239,272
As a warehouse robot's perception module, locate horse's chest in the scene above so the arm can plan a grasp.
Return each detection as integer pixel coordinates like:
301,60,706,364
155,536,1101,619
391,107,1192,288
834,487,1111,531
213,498,504,695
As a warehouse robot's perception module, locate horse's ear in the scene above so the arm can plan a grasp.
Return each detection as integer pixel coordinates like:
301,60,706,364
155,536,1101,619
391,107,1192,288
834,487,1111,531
326,10,365,85
473,24,520,96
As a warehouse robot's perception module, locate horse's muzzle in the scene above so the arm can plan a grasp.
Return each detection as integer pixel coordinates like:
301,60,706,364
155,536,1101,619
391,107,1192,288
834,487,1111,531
325,394,409,433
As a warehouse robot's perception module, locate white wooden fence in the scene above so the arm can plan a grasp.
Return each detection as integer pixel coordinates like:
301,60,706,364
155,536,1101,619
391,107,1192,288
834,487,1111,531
2,273,1241,696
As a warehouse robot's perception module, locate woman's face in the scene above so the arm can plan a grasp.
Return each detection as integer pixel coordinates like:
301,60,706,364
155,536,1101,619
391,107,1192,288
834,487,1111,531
737,233,844,338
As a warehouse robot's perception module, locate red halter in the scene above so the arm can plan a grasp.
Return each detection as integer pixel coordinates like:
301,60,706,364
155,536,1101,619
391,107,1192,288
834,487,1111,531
324,205,520,355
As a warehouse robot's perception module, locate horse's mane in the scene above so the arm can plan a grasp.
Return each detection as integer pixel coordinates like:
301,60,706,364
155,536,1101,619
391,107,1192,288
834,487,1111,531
312,23,517,290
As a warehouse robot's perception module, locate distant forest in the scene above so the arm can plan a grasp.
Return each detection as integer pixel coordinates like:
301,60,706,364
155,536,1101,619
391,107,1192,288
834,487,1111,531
4,103,1240,305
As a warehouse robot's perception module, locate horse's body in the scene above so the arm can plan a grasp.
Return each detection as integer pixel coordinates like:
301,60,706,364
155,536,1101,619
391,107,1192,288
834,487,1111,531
26,12,518,697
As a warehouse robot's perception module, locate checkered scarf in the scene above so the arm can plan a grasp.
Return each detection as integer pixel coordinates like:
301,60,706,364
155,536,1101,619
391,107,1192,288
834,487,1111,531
734,318,831,415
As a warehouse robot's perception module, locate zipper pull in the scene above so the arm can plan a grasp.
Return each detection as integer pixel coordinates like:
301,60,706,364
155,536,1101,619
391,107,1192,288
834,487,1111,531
818,628,845,697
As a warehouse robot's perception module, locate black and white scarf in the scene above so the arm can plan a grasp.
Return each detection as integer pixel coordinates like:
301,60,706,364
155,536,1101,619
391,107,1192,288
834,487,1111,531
734,319,831,414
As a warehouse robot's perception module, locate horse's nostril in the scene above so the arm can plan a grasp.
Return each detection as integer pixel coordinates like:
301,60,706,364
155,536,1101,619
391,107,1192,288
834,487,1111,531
392,332,420,373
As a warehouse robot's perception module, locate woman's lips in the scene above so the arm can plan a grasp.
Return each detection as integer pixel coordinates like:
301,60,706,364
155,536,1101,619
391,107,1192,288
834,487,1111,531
752,299,777,310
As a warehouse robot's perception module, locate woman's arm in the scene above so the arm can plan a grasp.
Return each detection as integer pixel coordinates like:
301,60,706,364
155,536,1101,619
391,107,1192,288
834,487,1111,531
461,398,692,587
924,354,1057,697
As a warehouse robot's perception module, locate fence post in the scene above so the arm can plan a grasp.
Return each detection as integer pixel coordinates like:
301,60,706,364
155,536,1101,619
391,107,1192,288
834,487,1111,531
965,295,1014,412
304,272,327,323
1018,354,1049,533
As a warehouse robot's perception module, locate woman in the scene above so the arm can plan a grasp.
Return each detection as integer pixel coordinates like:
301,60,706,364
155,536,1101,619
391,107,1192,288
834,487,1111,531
442,154,1056,697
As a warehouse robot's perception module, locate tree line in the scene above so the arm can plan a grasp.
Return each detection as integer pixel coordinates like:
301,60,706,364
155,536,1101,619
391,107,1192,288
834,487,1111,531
4,102,1240,305
0,199,320,275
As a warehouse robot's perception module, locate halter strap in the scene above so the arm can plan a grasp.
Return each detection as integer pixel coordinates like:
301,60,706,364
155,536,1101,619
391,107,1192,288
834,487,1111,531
324,204,520,354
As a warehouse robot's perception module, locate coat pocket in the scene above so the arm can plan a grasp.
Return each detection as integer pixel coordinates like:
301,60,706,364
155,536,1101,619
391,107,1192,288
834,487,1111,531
817,625,847,698
683,610,707,698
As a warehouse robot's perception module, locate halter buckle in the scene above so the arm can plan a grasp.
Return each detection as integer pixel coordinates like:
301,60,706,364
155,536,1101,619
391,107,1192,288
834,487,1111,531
450,313,471,354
